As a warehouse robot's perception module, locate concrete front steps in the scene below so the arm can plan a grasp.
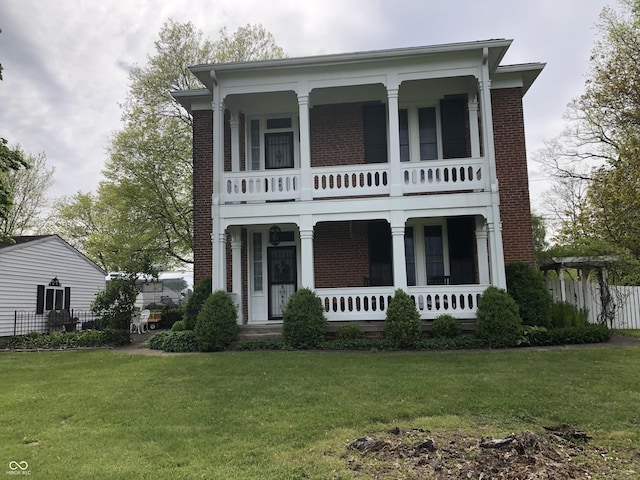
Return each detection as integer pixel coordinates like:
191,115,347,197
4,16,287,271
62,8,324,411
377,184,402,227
237,324,283,343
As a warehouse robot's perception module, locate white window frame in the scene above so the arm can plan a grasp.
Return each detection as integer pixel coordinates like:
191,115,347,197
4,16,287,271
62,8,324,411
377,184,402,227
406,219,450,286
398,104,443,163
246,114,300,171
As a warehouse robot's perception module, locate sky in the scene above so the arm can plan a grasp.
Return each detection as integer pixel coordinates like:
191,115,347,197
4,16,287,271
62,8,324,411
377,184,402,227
0,0,615,214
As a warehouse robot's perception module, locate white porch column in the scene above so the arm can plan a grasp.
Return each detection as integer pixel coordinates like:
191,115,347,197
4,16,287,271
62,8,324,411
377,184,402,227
475,217,490,284
467,94,481,158
386,79,403,197
299,215,315,289
298,87,312,201
230,112,240,172
211,83,226,290
487,219,506,288
479,49,506,289
230,228,243,324
391,211,407,290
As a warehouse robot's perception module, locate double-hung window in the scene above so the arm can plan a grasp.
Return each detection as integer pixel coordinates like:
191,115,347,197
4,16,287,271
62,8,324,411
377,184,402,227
248,116,298,171
399,97,467,162
404,221,449,286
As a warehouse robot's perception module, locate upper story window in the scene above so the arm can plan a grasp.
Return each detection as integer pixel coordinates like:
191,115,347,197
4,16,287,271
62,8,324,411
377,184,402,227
248,115,298,171
399,97,468,162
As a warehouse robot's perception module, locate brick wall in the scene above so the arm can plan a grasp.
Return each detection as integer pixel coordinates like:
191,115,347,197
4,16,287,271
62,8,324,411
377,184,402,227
192,109,213,284
314,221,370,288
491,87,535,266
310,103,366,167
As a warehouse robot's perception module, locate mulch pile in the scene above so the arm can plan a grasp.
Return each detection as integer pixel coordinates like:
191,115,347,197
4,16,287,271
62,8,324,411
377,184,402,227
345,425,638,479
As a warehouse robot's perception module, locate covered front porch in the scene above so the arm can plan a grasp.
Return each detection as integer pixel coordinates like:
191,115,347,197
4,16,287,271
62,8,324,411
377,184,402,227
221,211,502,325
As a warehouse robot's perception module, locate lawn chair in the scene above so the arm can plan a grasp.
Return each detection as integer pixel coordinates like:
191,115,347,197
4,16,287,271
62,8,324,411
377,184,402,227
130,309,150,334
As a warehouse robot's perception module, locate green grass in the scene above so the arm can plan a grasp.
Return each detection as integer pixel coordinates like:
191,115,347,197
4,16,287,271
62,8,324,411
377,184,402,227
1,347,640,478
614,329,640,339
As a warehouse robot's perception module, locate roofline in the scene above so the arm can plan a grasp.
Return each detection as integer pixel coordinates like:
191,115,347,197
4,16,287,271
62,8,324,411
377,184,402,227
495,62,546,95
190,39,513,90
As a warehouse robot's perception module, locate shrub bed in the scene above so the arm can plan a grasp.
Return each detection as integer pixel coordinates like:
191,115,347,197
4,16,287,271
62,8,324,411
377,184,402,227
146,330,199,352
1,329,131,350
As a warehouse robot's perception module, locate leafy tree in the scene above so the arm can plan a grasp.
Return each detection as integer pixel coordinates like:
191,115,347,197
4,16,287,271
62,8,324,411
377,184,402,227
0,43,29,239
0,149,54,236
56,21,286,270
91,256,157,330
537,1,640,273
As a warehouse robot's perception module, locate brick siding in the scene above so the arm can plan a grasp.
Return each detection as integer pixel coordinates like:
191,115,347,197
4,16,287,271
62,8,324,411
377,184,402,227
192,109,213,285
314,221,370,288
491,87,536,266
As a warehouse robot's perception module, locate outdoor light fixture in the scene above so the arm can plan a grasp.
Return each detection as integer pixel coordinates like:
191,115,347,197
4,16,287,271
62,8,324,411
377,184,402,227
49,277,61,287
269,225,281,246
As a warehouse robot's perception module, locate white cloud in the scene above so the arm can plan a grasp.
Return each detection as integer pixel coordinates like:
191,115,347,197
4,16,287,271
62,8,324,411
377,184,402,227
0,0,613,207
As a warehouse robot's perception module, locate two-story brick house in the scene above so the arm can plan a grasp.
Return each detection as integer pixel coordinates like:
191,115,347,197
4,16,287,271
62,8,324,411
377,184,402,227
173,39,544,327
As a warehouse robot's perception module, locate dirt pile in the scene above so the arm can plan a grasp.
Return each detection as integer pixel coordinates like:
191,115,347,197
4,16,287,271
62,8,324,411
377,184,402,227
345,425,638,479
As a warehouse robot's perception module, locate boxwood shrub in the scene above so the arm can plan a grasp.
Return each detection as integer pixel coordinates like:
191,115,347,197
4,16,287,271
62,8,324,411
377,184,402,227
476,286,523,348
282,288,327,348
194,290,239,351
506,261,552,328
385,289,422,349
431,314,461,338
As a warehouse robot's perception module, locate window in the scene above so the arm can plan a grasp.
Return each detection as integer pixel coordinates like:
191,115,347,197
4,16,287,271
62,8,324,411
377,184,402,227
36,284,70,314
425,225,445,285
418,107,438,160
247,116,298,170
398,97,468,162
253,232,263,292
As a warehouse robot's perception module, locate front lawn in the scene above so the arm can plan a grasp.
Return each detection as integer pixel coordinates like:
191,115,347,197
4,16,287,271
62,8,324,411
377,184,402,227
1,347,639,478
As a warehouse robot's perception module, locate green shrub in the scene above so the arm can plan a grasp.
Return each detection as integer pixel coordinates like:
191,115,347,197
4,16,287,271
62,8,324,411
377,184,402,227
235,339,290,351
194,290,239,351
522,324,611,346
160,305,183,329
160,330,199,352
385,289,422,349
147,331,171,350
506,262,552,328
416,334,487,350
551,301,589,328
171,320,186,331
184,277,212,330
431,314,461,338
3,329,130,349
282,288,328,348
476,286,523,348
335,324,364,340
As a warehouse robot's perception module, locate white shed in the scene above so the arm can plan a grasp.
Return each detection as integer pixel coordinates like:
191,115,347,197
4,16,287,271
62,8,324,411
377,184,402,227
0,235,106,336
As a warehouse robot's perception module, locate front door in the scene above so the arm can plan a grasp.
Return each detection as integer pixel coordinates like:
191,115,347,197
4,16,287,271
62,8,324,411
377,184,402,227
268,246,297,320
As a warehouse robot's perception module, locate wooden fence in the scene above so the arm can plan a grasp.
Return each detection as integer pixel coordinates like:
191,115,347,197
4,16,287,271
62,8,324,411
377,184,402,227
546,279,640,329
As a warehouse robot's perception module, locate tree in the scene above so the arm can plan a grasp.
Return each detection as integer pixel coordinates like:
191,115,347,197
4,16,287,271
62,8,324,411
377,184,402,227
0,37,30,240
57,20,285,270
0,149,55,236
536,1,640,276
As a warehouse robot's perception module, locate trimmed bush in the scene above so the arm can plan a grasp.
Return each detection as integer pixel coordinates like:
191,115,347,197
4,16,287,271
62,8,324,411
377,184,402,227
183,277,212,330
385,289,422,349
194,290,239,351
551,301,589,328
161,330,199,352
431,314,461,339
335,324,364,340
476,286,523,348
171,320,186,331
522,324,611,346
282,288,328,348
506,261,552,328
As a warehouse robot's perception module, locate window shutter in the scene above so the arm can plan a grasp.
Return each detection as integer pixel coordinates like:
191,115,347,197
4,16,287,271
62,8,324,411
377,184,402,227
64,287,71,311
447,217,476,284
36,285,45,314
440,97,467,159
363,104,388,164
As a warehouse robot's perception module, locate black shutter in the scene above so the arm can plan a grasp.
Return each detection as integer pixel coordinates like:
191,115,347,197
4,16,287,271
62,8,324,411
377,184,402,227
36,285,45,314
363,104,388,164
368,221,393,286
447,217,476,284
440,97,467,159
64,287,71,311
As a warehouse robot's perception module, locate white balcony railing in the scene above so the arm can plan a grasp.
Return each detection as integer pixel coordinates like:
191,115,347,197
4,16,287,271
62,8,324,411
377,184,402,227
315,285,486,321
223,157,488,203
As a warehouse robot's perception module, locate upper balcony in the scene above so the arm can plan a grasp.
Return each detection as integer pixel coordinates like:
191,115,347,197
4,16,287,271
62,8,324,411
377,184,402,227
223,156,488,203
